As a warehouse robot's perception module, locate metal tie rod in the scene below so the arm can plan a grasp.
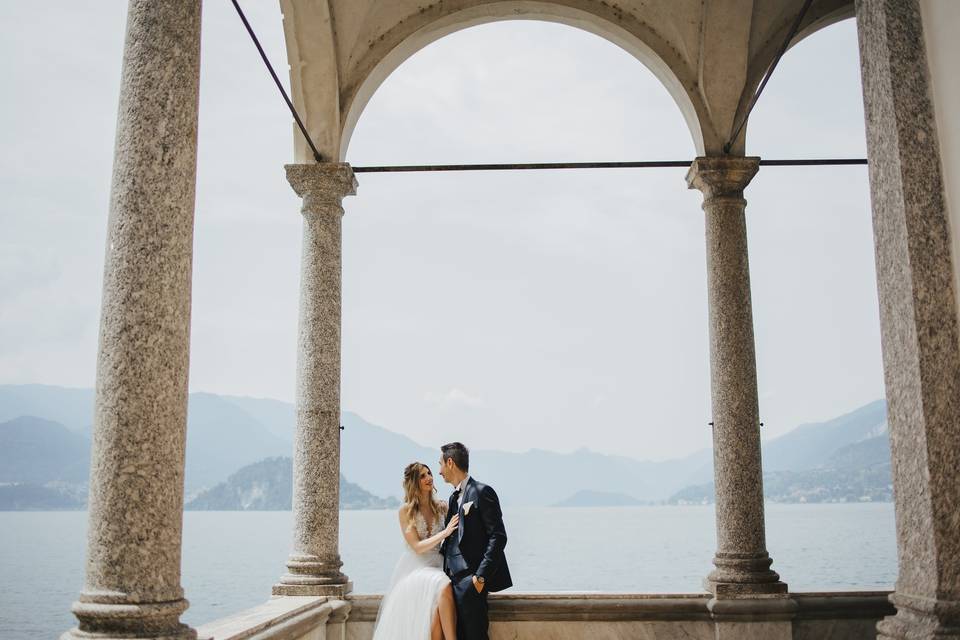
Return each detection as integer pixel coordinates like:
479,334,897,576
352,158,867,173
230,0,324,163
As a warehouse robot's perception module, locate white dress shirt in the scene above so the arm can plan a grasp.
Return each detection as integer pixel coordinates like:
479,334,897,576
456,475,470,509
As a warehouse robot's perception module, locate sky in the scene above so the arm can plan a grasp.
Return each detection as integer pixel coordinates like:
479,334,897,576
0,3,883,461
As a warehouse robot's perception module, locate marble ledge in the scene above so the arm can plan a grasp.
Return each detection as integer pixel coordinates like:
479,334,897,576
192,591,893,640
345,590,892,623
196,595,345,640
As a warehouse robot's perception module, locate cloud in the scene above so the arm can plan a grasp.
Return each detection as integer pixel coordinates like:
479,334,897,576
424,388,486,410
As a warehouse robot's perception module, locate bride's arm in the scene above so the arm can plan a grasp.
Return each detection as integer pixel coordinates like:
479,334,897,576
399,510,459,555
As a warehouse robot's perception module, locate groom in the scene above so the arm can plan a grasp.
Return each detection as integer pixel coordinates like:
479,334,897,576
438,442,512,640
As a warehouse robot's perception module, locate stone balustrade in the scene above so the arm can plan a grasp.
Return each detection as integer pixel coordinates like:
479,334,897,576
196,591,894,640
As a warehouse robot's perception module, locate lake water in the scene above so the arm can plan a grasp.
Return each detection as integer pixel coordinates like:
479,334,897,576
0,504,896,639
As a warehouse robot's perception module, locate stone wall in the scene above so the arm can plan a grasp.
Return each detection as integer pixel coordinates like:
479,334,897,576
197,592,893,640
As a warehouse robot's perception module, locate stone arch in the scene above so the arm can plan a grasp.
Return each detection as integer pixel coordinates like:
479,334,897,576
334,2,712,160
733,0,856,153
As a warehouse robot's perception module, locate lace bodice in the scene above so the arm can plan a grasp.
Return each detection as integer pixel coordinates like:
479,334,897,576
413,500,448,541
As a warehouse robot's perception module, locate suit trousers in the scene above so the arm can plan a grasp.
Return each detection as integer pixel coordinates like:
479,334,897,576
451,572,489,640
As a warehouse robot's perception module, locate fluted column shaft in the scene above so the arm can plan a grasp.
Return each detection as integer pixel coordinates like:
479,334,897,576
856,1,960,637
274,163,357,597
63,2,202,639
687,157,786,600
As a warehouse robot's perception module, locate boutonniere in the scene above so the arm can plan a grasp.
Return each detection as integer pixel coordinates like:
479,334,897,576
462,501,475,516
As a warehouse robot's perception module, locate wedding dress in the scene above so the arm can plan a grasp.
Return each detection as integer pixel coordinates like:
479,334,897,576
372,501,450,639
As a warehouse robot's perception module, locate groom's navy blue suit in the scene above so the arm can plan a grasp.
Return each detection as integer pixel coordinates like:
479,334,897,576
441,477,511,640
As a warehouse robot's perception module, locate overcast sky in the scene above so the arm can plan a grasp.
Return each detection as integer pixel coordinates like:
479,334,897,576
0,3,882,461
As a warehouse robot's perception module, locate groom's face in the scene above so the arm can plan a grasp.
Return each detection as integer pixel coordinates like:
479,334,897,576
438,456,454,485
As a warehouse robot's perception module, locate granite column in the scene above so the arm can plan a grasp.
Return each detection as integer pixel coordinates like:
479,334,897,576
687,157,789,603
63,2,201,639
856,1,960,637
274,163,357,597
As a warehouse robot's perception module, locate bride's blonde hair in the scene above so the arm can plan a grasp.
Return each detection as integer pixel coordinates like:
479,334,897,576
402,462,442,528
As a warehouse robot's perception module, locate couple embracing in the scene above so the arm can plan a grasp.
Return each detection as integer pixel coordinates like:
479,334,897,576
372,442,512,640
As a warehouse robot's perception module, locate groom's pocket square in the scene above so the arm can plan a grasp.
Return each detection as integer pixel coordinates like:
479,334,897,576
462,501,475,515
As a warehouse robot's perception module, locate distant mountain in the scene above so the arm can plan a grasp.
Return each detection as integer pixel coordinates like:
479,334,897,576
186,457,293,510
669,409,893,504
465,446,710,506
116,395,717,504
670,463,893,504
0,416,89,484
825,435,890,468
761,400,887,471
765,465,892,503
0,384,892,510
0,483,84,510
339,412,440,500
0,385,711,504
183,393,290,490
0,385,95,431
0,386,291,492
336,414,715,505
217,395,295,444
552,490,644,507
186,457,399,511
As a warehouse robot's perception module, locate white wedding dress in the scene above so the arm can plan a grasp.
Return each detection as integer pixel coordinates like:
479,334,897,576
372,500,450,639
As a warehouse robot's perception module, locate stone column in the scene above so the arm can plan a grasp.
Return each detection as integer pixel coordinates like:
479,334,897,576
63,2,201,639
856,1,960,638
274,163,357,597
686,157,788,599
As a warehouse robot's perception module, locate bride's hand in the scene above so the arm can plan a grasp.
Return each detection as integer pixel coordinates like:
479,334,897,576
443,514,460,537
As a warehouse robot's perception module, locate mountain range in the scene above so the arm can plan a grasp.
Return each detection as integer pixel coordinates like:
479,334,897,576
0,386,292,492
185,457,399,510
671,407,893,504
0,384,891,509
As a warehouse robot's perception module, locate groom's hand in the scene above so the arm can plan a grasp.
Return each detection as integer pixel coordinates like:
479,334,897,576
472,575,484,593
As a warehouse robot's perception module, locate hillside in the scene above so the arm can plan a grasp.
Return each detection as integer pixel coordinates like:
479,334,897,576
761,400,887,471
0,385,713,503
0,385,96,431
0,384,894,509
0,483,84,510
0,416,89,484
183,393,290,490
0,386,291,492
669,431,893,504
186,457,399,510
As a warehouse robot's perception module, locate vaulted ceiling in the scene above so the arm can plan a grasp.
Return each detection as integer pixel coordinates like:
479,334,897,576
278,0,854,160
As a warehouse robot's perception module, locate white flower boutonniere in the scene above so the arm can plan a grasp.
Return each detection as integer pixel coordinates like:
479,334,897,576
462,501,475,516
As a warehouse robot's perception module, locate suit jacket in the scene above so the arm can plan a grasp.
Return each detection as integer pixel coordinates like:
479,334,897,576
441,477,512,592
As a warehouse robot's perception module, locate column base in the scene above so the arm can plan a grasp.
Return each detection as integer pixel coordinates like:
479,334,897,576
61,594,196,640
877,593,960,639
705,579,789,598
272,580,353,598
705,551,788,597
274,553,351,597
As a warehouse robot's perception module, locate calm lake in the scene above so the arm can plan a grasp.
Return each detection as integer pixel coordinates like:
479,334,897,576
0,503,896,639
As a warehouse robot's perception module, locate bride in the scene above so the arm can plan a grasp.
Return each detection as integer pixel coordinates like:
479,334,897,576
373,462,461,640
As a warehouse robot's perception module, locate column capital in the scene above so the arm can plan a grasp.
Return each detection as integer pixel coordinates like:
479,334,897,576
285,163,358,216
686,156,760,200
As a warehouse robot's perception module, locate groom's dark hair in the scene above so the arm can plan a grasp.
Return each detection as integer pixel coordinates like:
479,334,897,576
441,442,469,472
